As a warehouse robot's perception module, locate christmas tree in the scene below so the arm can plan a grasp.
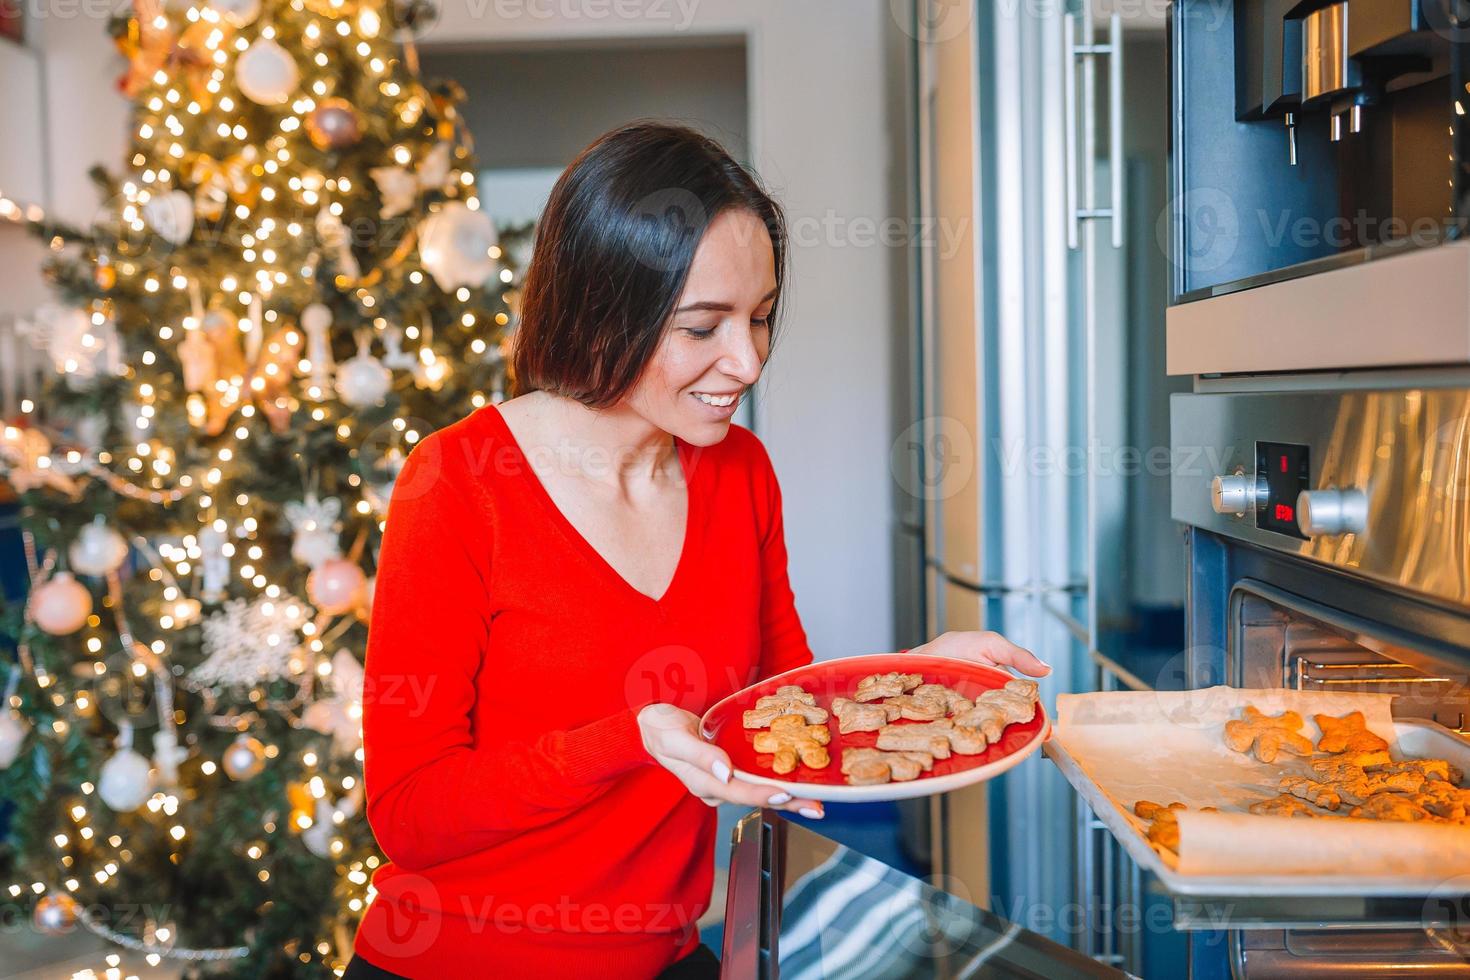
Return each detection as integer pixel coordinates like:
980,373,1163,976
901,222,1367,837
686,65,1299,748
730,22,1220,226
0,0,524,974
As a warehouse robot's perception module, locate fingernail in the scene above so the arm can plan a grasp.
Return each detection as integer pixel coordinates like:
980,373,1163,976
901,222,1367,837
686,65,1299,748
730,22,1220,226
799,807,824,820
767,792,792,805
712,760,731,784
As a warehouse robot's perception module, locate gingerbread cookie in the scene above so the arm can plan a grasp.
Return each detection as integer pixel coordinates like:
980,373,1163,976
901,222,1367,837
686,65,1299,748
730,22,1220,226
875,720,953,758
752,714,832,774
743,685,829,728
841,747,934,785
882,692,950,721
1310,752,1385,782
952,701,1006,743
854,672,923,703
1348,792,1432,822
1411,780,1470,822
911,683,975,715
1314,711,1390,755
830,697,898,734
1279,775,1342,811
1249,794,1323,818
1334,769,1425,806
1133,800,1185,820
1223,705,1313,764
1366,758,1462,785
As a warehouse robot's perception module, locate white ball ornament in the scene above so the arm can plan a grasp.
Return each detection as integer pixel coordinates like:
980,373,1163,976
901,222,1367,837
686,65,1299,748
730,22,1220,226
236,38,298,106
0,708,30,769
31,571,92,635
142,190,194,246
301,798,338,858
223,734,267,781
334,335,392,408
307,557,366,615
99,735,154,813
208,0,260,26
69,518,129,576
417,202,499,292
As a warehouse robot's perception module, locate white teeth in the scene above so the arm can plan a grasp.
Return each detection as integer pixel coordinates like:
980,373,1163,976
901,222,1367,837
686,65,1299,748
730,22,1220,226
693,392,736,407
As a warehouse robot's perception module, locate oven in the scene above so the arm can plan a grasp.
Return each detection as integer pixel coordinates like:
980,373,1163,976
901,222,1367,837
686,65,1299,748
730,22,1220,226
1167,382,1470,977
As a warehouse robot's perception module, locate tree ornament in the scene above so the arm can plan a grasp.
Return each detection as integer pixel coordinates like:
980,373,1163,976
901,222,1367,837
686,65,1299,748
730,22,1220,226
30,571,92,635
153,727,188,789
193,596,307,688
32,893,79,935
235,38,298,106
301,649,364,755
369,140,452,219
285,492,342,568
222,733,266,780
380,323,417,371
300,303,336,392
69,517,128,576
177,327,218,393
142,189,194,246
14,303,124,385
207,0,259,27
0,708,30,770
417,201,499,291
334,334,392,407
198,522,229,603
307,557,366,616
0,424,80,497
306,98,362,152
315,208,362,280
99,725,154,812
301,797,338,857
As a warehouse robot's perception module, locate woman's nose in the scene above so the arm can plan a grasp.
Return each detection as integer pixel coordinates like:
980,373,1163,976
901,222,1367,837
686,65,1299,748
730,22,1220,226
719,326,764,384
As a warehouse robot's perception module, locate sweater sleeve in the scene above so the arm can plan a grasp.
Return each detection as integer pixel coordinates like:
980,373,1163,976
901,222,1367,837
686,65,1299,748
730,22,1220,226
362,437,651,872
749,434,814,678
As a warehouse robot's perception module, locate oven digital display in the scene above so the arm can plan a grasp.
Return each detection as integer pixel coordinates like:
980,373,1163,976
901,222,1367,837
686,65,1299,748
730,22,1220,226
1255,441,1309,538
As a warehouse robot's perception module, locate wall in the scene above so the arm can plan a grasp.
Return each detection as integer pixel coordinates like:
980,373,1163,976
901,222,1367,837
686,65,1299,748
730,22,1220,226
419,0,912,660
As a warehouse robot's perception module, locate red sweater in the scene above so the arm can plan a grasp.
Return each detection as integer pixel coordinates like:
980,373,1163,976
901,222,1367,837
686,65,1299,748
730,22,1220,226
353,404,813,977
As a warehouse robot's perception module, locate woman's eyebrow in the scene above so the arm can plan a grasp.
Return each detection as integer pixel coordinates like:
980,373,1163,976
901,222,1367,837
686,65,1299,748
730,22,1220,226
674,287,778,314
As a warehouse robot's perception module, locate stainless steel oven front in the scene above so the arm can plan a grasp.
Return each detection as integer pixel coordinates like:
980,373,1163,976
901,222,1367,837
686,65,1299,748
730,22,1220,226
1170,383,1470,978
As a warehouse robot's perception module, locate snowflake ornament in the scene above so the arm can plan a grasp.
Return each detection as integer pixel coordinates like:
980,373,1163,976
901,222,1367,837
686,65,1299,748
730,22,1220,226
192,596,307,689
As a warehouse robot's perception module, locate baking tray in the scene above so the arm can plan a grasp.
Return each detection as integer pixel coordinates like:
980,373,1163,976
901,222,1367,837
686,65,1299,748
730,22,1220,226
1045,718,1470,899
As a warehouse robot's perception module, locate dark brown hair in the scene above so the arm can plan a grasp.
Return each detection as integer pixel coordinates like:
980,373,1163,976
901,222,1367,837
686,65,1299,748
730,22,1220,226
510,121,788,408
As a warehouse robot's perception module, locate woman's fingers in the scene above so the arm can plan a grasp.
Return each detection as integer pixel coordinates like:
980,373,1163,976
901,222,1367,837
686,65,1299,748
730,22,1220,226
947,630,1051,677
672,761,825,816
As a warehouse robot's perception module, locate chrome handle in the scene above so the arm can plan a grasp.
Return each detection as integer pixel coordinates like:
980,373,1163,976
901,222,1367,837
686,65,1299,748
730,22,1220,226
1108,13,1124,249
1065,12,1079,250
1065,13,1125,250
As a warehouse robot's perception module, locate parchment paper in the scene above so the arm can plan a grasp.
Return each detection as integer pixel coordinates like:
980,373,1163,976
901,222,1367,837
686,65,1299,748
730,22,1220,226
1054,687,1470,878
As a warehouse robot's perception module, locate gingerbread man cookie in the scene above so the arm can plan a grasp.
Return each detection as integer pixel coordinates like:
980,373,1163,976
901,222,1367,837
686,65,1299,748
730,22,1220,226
854,671,924,703
1279,775,1342,811
752,714,832,774
1223,705,1313,764
841,747,934,784
743,685,829,729
1249,794,1323,818
830,697,898,734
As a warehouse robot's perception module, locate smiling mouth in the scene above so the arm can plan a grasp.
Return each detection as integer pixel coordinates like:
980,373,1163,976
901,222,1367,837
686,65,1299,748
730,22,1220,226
691,390,741,408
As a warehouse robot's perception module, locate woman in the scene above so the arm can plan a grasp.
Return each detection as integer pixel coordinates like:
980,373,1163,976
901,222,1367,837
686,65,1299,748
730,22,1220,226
346,122,1049,978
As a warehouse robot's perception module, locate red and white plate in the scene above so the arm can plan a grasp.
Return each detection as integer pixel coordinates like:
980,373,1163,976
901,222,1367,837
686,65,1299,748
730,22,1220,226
700,653,1050,803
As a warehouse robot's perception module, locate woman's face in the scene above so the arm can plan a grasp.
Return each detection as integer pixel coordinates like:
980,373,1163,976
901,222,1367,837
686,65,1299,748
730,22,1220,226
625,208,777,447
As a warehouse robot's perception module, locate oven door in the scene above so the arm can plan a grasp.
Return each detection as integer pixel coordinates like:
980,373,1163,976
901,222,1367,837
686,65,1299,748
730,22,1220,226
1149,385,1470,977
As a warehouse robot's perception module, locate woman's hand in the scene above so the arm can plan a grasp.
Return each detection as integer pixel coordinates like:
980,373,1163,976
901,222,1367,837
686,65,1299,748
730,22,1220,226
637,703,825,819
909,630,1051,677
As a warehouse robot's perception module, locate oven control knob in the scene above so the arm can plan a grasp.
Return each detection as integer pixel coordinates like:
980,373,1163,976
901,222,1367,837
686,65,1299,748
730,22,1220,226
1296,488,1367,536
1211,474,1257,516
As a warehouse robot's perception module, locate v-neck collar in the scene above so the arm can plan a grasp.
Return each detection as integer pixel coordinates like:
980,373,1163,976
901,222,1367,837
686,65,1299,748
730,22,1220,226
484,404,701,606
